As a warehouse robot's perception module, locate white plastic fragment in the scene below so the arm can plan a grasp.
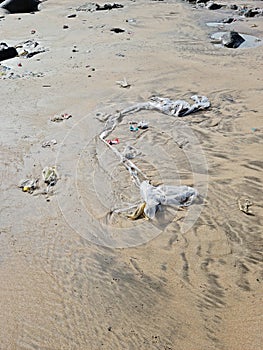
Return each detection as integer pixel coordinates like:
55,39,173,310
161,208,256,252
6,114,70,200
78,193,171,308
42,139,57,148
15,39,47,58
19,178,39,193
137,121,148,129
122,145,139,159
140,181,198,219
42,166,59,191
116,77,130,88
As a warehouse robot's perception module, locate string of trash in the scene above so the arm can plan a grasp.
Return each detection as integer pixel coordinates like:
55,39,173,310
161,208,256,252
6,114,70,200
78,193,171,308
19,94,211,219
99,95,210,219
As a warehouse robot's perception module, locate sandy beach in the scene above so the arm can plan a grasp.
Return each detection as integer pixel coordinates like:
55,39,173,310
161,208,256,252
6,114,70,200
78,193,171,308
0,0,262,349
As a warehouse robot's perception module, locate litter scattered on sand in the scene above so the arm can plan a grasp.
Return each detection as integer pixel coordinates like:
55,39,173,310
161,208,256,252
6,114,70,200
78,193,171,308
99,95,209,218
0,39,48,62
19,167,59,196
76,2,123,12
15,39,48,58
42,139,57,148
19,178,39,193
50,113,72,122
238,198,254,215
42,166,59,189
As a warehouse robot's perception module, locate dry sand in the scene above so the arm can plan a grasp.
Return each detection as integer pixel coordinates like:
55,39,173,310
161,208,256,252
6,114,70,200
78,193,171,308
0,0,263,349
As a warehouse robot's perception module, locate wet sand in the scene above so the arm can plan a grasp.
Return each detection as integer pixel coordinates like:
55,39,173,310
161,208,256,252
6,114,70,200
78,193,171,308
0,1,262,349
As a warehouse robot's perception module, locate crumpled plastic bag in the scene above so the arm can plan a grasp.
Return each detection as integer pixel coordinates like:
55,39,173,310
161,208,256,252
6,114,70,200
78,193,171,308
140,181,198,219
122,145,139,159
148,95,210,117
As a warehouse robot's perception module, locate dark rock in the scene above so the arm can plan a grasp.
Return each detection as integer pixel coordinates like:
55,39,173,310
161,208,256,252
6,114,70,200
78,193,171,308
222,17,235,24
110,27,125,33
0,7,9,14
221,31,245,48
0,0,40,13
228,4,238,10
206,2,223,10
244,9,261,18
0,42,18,61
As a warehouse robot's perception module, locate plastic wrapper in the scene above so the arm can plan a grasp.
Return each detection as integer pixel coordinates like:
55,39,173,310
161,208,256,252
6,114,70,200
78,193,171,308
140,181,198,219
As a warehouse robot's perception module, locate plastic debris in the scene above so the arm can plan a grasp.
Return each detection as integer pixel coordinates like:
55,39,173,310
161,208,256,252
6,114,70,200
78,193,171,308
106,138,119,145
126,18,137,24
122,145,139,159
15,39,47,59
251,127,258,132
42,166,59,191
0,64,11,76
238,198,253,215
140,181,198,219
76,3,123,12
129,125,138,132
19,167,59,197
137,121,148,129
50,113,72,122
112,95,210,118
0,63,44,79
99,95,209,218
116,77,130,88
19,178,39,193
127,202,146,220
42,139,57,148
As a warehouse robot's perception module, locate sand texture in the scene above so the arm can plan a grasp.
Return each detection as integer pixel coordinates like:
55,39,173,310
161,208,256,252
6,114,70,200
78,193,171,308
0,1,262,349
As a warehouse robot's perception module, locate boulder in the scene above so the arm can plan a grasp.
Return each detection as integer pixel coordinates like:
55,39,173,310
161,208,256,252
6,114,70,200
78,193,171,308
0,0,41,14
228,4,238,10
221,31,245,48
0,42,18,61
196,0,210,4
206,2,223,10
0,7,9,14
222,17,235,24
244,9,261,18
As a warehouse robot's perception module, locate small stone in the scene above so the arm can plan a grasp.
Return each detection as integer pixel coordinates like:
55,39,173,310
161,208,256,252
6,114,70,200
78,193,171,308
110,28,125,33
229,5,238,10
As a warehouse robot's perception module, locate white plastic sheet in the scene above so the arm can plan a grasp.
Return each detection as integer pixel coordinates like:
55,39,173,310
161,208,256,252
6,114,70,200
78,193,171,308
140,181,198,219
